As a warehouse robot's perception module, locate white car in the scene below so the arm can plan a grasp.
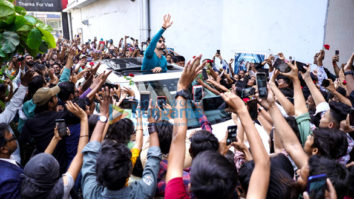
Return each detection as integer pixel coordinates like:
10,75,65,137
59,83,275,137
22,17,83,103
96,58,234,140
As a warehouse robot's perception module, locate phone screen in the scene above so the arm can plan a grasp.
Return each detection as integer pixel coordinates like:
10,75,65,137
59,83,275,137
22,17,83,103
120,99,138,110
157,97,167,109
216,49,220,54
140,93,150,111
274,58,290,73
194,87,203,102
256,73,267,98
307,174,327,194
335,50,339,55
227,125,237,145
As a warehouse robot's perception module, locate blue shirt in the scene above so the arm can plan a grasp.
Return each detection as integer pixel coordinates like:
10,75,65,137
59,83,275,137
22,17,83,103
142,28,168,73
81,141,162,199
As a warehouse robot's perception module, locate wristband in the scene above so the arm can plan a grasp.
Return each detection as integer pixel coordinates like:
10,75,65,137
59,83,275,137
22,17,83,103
344,71,353,76
148,123,157,134
162,26,166,30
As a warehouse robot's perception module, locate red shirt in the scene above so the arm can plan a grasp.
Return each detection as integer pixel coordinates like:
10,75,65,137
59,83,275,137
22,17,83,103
165,177,191,199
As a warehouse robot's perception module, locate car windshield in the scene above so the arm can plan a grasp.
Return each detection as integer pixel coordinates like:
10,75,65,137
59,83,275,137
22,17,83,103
135,79,231,129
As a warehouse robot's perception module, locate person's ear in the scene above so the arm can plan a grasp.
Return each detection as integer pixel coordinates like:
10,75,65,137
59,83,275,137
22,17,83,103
70,93,74,100
328,122,334,129
312,147,319,155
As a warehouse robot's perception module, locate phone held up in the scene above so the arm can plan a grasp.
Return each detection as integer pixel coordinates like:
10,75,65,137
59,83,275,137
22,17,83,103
256,72,267,98
307,174,327,195
227,125,237,145
140,91,150,111
193,85,203,102
55,119,67,137
157,96,167,110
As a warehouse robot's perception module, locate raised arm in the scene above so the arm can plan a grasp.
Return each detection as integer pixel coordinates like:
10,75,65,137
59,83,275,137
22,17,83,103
90,87,110,142
166,55,204,182
65,101,89,181
300,65,326,106
269,70,295,116
325,79,352,107
221,92,270,199
344,53,354,94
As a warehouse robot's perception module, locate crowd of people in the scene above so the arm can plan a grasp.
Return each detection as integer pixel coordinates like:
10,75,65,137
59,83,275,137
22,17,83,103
0,14,354,199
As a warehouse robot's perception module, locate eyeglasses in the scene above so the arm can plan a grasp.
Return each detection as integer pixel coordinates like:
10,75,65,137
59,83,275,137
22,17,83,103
158,40,165,43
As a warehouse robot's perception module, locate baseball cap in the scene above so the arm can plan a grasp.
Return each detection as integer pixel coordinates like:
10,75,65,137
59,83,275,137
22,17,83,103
33,86,60,106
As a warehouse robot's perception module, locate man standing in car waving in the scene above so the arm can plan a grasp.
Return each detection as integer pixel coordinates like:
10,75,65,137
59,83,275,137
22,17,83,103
142,14,173,73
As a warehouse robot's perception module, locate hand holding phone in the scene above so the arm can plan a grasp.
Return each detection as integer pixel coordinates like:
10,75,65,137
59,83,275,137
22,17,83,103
256,72,267,98
306,174,327,196
140,91,150,111
193,85,203,102
157,96,167,109
55,119,67,138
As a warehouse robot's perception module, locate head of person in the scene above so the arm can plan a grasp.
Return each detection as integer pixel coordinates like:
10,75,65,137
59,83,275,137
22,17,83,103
166,54,172,63
277,75,291,89
0,123,17,158
53,63,61,75
58,81,75,103
156,120,173,155
80,55,87,65
96,140,132,190
105,118,134,145
156,36,165,51
175,56,185,67
21,153,63,199
190,150,237,199
24,75,46,102
306,95,316,111
308,155,348,199
238,70,245,78
33,63,48,77
33,86,60,113
189,130,219,159
0,83,7,101
238,154,298,199
25,55,34,67
319,101,350,129
303,128,348,159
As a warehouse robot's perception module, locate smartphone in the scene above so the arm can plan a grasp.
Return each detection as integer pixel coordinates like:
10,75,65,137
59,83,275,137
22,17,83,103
227,125,237,145
293,61,307,73
241,87,256,98
349,108,354,128
120,99,138,110
274,58,291,73
202,69,208,80
307,174,327,194
256,72,267,98
140,91,150,111
321,79,330,87
202,96,228,111
193,85,203,102
216,49,220,54
157,96,167,109
55,119,67,137
335,50,339,55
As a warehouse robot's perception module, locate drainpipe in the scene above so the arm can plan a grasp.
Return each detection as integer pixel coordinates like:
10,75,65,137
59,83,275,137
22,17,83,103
147,0,151,40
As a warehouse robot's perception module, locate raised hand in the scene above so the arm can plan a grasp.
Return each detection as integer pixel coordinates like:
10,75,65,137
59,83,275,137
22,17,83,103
344,53,354,72
65,101,87,120
162,14,173,29
96,86,112,116
219,92,246,113
152,67,162,73
178,55,206,90
279,61,299,81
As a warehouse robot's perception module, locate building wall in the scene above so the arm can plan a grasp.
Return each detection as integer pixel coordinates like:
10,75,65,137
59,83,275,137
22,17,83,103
69,0,331,63
324,0,354,70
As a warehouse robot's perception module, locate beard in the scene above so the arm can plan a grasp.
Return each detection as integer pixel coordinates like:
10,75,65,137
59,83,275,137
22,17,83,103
26,61,34,67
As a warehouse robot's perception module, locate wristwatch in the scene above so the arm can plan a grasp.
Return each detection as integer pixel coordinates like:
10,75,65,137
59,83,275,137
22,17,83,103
99,115,108,123
175,89,190,100
344,71,353,76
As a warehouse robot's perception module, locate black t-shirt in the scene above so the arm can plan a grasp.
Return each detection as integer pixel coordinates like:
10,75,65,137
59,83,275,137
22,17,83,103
21,110,68,174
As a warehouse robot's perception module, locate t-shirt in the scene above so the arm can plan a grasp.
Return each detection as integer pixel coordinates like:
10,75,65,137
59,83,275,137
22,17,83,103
63,173,74,199
165,177,190,199
296,112,312,146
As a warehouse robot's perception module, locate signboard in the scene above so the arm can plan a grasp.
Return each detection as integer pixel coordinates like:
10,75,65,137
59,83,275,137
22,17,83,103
16,0,63,12
234,52,265,74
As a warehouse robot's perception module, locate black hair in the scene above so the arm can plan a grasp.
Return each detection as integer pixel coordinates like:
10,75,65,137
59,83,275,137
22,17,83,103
155,120,173,154
190,150,237,199
24,75,45,102
65,98,88,126
33,63,47,76
347,165,354,197
308,155,348,199
131,156,144,178
96,140,132,190
239,154,299,199
312,128,348,159
329,101,350,125
58,81,75,102
0,123,9,147
189,130,219,159
105,118,134,145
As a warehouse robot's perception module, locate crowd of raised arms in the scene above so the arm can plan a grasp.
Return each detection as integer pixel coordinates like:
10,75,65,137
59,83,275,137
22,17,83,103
0,14,354,199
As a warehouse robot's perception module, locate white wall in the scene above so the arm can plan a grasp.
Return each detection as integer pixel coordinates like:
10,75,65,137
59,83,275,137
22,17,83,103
70,0,141,43
324,0,354,69
69,0,330,64
150,0,328,62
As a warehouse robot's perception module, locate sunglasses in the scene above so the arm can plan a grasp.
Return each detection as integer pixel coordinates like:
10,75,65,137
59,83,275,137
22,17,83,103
158,40,165,43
